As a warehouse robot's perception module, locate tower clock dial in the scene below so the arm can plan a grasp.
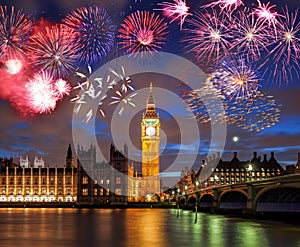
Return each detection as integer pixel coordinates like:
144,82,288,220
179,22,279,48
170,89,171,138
146,126,156,136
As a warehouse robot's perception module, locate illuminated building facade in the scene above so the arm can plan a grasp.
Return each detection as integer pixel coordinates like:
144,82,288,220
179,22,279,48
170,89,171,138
176,152,285,194
128,83,161,201
0,146,77,203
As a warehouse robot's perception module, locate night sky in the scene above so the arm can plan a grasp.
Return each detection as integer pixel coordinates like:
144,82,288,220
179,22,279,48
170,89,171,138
0,0,299,173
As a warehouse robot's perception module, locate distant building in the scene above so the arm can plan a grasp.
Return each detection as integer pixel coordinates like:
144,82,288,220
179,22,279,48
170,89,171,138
0,148,77,203
33,155,45,168
77,144,129,206
20,155,29,168
176,151,285,193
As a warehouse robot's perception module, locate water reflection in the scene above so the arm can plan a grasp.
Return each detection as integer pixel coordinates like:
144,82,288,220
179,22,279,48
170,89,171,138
0,208,299,247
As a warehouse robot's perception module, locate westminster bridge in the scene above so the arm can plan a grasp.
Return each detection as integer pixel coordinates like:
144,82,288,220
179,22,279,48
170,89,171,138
179,173,300,215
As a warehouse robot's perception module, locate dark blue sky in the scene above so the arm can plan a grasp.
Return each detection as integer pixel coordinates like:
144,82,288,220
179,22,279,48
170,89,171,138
0,0,299,170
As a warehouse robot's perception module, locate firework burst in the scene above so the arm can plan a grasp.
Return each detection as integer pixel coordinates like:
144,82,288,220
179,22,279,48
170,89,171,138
211,55,261,101
63,6,115,65
230,10,272,60
109,66,134,93
25,72,60,114
54,79,72,99
118,10,169,57
227,92,281,132
183,9,232,65
109,90,137,115
28,24,78,78
254,0,279,30
204,0,244,13
0,6,33,59
156,0,191,30
261,7,300,84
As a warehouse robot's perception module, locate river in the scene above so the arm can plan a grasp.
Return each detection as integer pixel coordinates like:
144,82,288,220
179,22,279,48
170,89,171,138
0,208,299,247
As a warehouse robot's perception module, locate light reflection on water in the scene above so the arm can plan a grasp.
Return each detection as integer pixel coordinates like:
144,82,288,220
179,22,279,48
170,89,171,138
0,208,299,247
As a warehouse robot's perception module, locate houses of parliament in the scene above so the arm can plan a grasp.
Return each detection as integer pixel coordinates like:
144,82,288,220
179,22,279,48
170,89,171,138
0,84,161,204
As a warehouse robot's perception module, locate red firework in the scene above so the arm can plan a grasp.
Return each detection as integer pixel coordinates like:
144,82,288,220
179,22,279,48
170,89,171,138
0,6,33,60
27,24,79,79
118,11,169,57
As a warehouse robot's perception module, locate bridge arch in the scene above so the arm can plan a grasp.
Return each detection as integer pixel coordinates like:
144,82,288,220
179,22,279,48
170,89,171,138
255,187,300,212
219,190,247,210
187,196,196,209
199,194,214,208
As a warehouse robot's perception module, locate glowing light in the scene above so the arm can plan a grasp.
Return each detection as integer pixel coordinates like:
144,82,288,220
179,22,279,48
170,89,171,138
5,59,22,74
232,136,239,142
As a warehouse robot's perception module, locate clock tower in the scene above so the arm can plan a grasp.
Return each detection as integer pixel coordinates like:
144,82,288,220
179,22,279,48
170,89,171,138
141,83,160,196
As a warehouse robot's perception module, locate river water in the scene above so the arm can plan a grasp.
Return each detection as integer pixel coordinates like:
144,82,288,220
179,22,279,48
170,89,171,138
0,208,299,247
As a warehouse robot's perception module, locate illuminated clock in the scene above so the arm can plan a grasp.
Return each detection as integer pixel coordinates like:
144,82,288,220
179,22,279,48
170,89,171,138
146,126,156,136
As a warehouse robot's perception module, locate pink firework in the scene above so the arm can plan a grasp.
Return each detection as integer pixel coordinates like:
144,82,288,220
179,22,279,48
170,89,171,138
261,7,300,84
183,9,232,65
54,79,72,99
157,0,191,30
27,24,78,79
204,0,244,12
254,0,279,30
118,11,169,57
25,72,60,114
231,10,272,60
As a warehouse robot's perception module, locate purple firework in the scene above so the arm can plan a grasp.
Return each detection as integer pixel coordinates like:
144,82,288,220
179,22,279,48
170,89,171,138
183,8,232,66
0,6,33,60
62,6,116,65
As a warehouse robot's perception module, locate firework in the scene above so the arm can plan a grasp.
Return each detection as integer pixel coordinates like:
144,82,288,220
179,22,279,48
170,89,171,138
183,9,232,65
63,6,115,65
181,79,226,124
254,0,279,30
261,7,300,84
54,79,72,99
109,90,137,115
211,55,261,101
109,66,134,93
230,10,272,60
5,59,23,74
203,0,243,13
118,10,168,57
227,92,281,132
156,0,191,30
25,72,60,114
0,6,33,59
28,24,78,78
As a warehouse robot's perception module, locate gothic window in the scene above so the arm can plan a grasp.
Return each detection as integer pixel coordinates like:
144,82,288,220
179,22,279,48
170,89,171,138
82,188,88,196
94,188,97,196
82,176,88,184
116,177,121,184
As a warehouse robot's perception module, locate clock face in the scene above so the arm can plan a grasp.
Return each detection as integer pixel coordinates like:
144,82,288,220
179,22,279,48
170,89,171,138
146,126,156,136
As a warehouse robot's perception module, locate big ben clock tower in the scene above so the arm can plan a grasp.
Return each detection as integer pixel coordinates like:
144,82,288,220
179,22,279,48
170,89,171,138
141,83,160,196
